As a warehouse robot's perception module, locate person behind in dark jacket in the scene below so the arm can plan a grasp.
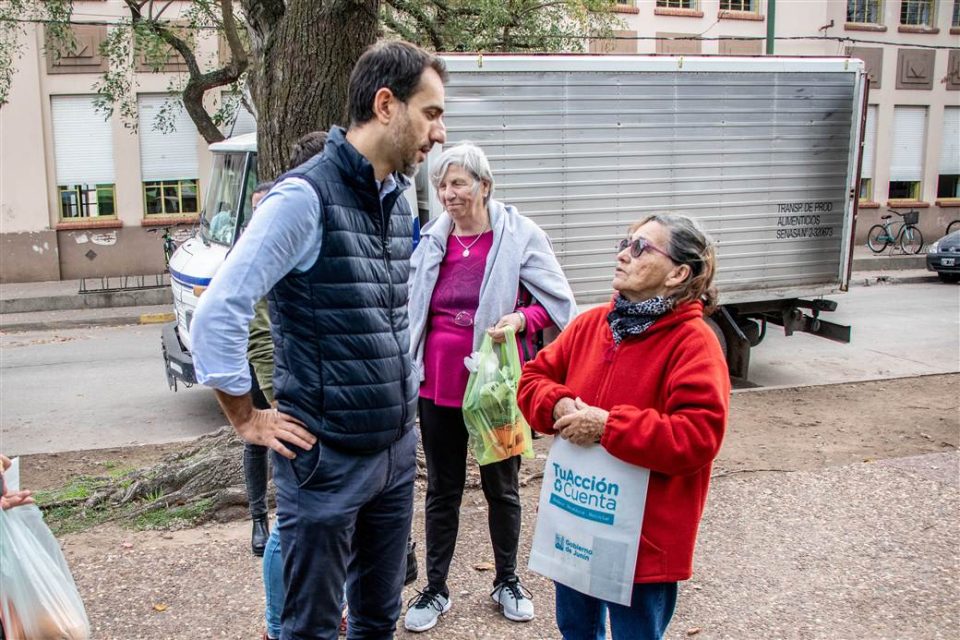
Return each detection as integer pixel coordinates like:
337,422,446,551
517,213,730,640
190,40,447,639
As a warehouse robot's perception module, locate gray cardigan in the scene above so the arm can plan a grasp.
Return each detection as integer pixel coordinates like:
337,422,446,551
408,198,578,381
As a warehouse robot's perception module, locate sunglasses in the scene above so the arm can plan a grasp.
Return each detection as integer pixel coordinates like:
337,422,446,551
617,236,676,262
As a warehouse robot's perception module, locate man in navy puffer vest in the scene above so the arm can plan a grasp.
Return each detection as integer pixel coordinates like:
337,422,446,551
191,41,447,639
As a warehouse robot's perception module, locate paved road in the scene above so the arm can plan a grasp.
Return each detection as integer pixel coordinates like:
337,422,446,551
747,280,959,388
0,324,224,455
1,281,957,455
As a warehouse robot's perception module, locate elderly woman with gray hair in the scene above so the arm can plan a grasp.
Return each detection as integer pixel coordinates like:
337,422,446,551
518,213,729,640
405,142,577,631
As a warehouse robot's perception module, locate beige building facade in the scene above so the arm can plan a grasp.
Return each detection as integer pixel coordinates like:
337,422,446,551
1,0,958,283
598,0,960,248
0,1,247,283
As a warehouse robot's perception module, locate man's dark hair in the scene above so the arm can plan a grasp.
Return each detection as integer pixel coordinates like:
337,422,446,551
288,131,328,169
252,181,275,196
347,40,447,126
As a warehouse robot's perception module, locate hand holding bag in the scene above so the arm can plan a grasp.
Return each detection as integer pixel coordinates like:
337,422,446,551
528,438,650,605
0,458,90,639
462,326,534,465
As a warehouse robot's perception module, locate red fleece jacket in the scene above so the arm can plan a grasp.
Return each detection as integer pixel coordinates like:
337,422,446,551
518,300,730,583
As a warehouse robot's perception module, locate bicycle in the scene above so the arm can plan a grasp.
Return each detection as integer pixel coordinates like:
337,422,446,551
946,219,960,236
866,209,924,254
147,226,180,269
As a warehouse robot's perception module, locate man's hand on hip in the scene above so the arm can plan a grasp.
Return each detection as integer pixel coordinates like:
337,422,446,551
214,389,317,459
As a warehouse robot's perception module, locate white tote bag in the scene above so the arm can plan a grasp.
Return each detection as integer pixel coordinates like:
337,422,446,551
528,438,650,605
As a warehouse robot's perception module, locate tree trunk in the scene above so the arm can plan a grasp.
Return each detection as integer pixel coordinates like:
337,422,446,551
244,0,381,180
41,427,437,528
40,427,544,530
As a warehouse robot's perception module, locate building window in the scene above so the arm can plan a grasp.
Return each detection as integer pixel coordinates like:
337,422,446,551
144,179,199,215
900,0,936,26
721,0,756,11
51,96,116,220
847,0,883,23
860,105,878,201
888,106,927,201
940,175,960,198
59,184,116,219
137,95,200,217
939,107,960,198
657,0,698,8
953,0,959,25
889,181,921,199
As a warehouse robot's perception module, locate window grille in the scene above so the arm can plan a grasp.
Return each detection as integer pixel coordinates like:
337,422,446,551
900,0,935,26
847,0,883,23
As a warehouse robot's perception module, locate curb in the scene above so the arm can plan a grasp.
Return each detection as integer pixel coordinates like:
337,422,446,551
0,315,145,333
139,312,175,324
852,272,941,287
0,309,174,334
0,288,172,315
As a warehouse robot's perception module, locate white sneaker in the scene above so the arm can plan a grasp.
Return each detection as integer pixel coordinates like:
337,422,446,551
491,577,535,622
404,588,451,632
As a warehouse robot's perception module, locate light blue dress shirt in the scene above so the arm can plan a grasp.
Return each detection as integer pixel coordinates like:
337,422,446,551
192,173,400,396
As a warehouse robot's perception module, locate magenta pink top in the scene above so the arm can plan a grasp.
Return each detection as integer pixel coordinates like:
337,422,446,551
420,231,552,407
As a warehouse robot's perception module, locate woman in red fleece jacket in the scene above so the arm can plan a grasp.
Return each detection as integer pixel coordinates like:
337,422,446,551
517,213,730,640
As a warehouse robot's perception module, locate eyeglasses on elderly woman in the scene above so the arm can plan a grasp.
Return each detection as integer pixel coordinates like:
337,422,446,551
616,236,677,263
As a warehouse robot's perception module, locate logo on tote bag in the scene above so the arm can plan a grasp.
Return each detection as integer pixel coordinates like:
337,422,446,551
550,464,620,525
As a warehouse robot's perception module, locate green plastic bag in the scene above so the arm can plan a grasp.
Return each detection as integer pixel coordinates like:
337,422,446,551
462,326,534,466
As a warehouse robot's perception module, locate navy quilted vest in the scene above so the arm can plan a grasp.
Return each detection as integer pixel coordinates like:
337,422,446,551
267,127,417,453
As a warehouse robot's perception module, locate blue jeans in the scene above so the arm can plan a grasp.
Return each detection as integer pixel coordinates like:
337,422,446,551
274,428,416,640
263,527,283,639
264,528,349,640
555,581,678,640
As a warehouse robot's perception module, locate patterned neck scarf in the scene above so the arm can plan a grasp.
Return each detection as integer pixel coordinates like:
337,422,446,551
607,295,675,345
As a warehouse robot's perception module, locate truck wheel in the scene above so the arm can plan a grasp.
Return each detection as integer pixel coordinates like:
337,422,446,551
899,227,924,254
866,225,888,253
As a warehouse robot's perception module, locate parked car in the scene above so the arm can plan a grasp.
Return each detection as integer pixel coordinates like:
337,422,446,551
926,230,960,283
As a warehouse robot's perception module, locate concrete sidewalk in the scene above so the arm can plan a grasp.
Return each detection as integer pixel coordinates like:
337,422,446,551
1,275,174,332
0,246,940,333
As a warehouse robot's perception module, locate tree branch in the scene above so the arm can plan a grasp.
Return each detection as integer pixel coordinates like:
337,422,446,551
380,11,419,44
125,0,249,143
220,0,248,72
383,0,443,50
518,0,569,19
152,1,177,21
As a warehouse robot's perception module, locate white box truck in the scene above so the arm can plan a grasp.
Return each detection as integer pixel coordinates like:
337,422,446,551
161,54,867,386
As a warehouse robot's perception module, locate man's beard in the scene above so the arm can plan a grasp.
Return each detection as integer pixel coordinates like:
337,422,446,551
401,160,420,179
392,110,422,178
